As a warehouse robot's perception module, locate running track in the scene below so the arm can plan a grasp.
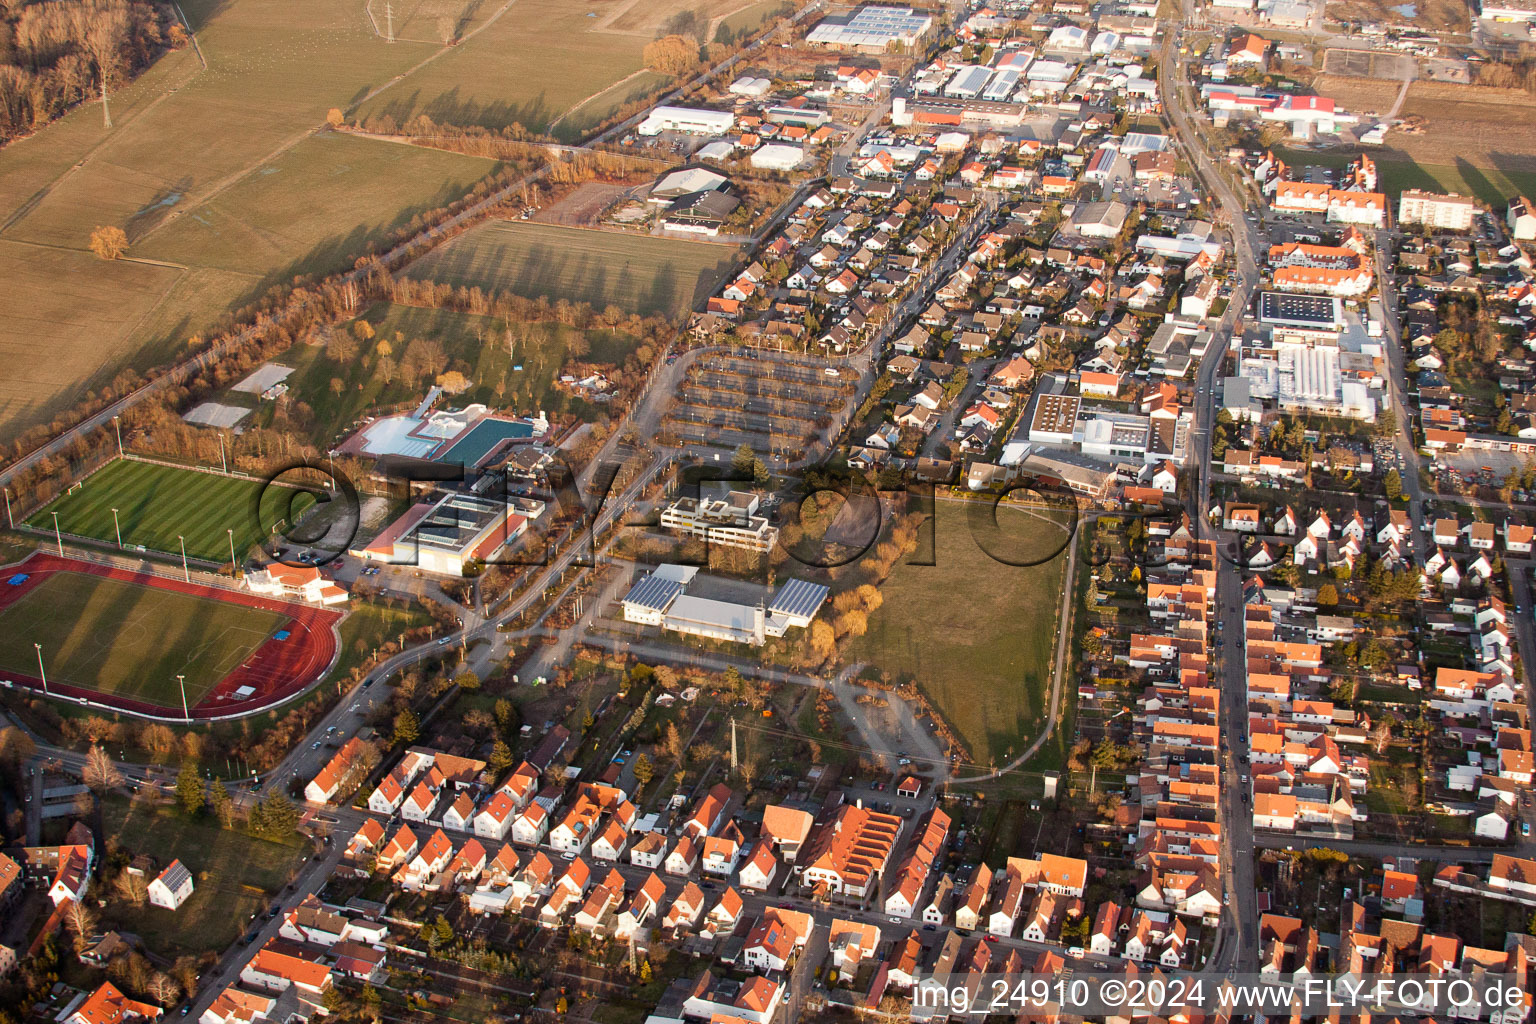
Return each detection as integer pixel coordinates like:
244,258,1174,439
0,553,342,720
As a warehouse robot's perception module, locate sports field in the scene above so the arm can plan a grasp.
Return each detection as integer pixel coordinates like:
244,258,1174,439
27,460,316,563
406,221,734,318
0,571,285,706
846,502,1073,766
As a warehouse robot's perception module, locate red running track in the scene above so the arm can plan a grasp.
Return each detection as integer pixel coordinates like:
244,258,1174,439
0,553,342,720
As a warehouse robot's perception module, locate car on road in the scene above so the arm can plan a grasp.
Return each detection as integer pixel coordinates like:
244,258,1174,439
1525,823,1532,838
311,742,320,750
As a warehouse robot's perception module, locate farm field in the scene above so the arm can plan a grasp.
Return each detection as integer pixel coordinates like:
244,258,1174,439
0,243,185,436
134,133,500,277
268,302,646,443
0,0,495,444
353,0,655,140
406,221,734,318
26,459,316,562
846,502,1072,767
0,571,285,706
102,796,305,955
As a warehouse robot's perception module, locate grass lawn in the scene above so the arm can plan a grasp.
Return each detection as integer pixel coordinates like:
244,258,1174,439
27,459,315,562
332,601,434,681
102,795,305,955
267,302,643,445
846,501,1072,767
0,571,285,706
405,221,735,318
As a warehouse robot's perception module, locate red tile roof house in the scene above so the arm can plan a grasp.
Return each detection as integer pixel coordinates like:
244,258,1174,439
198,985,274,1024
67,983,162,1024
741,907,815,973
304,736,370,804
239,938,333,998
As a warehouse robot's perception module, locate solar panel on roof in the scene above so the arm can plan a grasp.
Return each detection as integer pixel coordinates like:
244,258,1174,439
769,578,829,619
623,575,685,612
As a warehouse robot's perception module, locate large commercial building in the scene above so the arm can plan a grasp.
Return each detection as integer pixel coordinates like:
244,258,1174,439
1239,343,1380,422
356,492,545,576
1258,291,1344,342
659,491,779,553
1480,0,1536,21
806,5,934,51
1398,190,1476,231
636,105,736,137
620,565,828,647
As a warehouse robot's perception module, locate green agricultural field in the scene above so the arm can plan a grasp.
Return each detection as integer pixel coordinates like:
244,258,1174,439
406,221,734,318
0,571,286,706
269,302,645,444
102,796,304,954
846,501,1073,767
27,459,315,562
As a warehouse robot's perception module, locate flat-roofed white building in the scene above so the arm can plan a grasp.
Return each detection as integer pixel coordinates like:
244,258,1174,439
356,492,544,576
637,105,736,137
659,491,779,552
619,566,828,646
806,5,934,51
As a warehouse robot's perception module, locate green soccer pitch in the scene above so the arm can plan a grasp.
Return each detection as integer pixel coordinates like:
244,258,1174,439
0,571,286,707
27,459,315,563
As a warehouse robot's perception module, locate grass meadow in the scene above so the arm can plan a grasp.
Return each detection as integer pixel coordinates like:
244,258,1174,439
405,221,735,318
0,571,285,705
26,459,315,561
846,501,1073,767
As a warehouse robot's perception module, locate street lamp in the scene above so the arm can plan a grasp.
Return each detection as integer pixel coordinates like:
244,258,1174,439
113,415,122,457
50,511,62,555
34,643,48,695
3,488,11,528
111,507,122,549
177,674,190,723
227,528,237,574
179,535,190,582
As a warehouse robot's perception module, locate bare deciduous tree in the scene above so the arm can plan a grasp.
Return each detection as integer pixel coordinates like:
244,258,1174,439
83,743,124,792
63,899,97,951
70,0,129,128
113,868,148,906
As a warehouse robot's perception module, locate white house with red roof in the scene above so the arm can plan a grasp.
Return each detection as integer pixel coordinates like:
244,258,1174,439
473,792,518,840
243,564,347,606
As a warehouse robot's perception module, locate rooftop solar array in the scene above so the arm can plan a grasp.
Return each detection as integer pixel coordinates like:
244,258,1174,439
769,578,830,620
623,575,685,613
1259,291,1341,328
